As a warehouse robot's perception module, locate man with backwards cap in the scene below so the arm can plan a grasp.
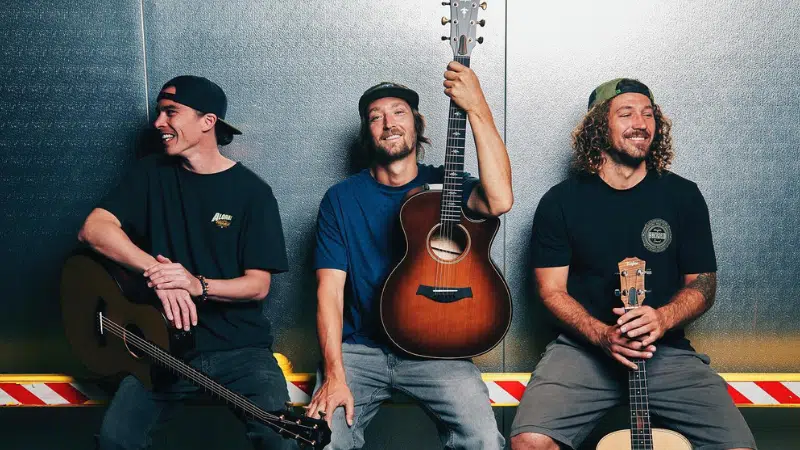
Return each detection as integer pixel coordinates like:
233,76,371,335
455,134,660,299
78,75,292,449
305,61,513,449
510,79,756,450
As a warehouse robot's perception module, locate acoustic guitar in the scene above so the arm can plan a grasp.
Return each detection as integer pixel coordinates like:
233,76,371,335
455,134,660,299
380,1,512,359
596,257,691,450
60,251,331,449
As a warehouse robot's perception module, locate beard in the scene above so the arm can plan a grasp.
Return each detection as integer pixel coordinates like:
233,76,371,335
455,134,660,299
607,131,652,168
371,139,415,165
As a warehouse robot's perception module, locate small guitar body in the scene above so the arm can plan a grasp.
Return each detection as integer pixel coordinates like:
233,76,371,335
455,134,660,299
60,251,331,449
381,186,511,358
379,1,512,359
597,429,692,450
596,257,690,450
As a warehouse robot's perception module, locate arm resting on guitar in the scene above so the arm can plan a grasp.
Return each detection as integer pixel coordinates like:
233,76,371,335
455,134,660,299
306,268,354,427
444,61,513,217
536,266,653,370
78,208,157,273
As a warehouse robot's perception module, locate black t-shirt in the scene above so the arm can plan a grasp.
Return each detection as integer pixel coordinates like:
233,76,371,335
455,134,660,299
530,170,717,349
99,155,289,352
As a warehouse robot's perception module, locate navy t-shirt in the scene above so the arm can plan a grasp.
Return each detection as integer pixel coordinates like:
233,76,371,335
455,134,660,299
98,155,289,352
530,170,716,349
314,164,479,346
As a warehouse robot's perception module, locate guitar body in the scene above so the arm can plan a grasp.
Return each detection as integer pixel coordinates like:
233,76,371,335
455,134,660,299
60,252,192,389
596,428,692,450
380,188,512,358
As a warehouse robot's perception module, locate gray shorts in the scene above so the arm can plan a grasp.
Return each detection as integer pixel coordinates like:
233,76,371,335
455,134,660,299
511,334,757,450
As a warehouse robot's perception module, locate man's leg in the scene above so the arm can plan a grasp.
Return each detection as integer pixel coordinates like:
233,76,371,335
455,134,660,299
96,375,179,450
510,334,624,450
315,343,392,450
390,353,504,450
203,347,297,450
646,345,757,450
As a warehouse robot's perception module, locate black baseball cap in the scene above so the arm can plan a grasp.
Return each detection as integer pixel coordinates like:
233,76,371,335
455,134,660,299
358,82,419,119
156,75,242,135
587,78,654,110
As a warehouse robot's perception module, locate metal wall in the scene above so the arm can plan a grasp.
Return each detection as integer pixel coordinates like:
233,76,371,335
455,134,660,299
1,0,798,448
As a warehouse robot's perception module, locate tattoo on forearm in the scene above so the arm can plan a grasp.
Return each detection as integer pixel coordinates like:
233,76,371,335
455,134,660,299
687,272,717,304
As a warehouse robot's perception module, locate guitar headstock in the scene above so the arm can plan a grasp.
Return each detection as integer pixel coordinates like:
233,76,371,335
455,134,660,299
272,408,332,449
442,1,487,57
615,257,651,309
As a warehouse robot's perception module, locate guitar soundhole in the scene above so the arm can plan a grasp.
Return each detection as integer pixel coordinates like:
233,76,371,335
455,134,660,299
427,224,470,263
123,325,146,359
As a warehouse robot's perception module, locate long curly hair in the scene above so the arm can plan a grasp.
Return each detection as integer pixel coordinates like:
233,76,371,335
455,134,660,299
571,100,674,174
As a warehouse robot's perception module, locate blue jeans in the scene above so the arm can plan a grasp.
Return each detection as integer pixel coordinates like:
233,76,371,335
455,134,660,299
318,343,504,450
97,347,295,450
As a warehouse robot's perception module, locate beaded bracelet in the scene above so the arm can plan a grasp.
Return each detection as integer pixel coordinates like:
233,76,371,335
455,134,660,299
195,274,209,304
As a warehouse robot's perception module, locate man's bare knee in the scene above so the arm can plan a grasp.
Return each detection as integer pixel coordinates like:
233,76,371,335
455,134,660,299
511,432,559,450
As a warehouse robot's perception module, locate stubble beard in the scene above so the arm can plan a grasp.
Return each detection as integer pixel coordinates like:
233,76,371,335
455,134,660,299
372,140,415,165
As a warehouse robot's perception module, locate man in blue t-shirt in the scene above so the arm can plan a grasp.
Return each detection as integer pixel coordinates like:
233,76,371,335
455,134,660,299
306,61,513,449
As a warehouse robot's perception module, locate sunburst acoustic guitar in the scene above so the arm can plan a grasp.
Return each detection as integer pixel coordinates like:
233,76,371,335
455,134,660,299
380,1,512,359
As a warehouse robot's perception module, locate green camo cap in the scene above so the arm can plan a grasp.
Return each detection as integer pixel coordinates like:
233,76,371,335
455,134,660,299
587,78,654,110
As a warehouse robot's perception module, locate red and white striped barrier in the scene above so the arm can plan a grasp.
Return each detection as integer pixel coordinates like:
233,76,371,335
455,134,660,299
2,374,799,407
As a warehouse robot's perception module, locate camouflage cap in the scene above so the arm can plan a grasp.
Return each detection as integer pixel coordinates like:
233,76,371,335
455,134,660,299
587,78,654,110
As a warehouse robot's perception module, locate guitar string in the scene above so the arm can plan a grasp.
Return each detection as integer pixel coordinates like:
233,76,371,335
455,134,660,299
100,318,317,445
625,270,653,450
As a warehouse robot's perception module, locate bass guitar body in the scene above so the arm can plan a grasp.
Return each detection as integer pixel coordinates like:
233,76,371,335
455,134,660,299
380,187,512,358
596,428,692,450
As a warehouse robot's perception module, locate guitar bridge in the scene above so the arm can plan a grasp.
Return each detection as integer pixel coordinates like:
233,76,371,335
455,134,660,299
416,285,473,303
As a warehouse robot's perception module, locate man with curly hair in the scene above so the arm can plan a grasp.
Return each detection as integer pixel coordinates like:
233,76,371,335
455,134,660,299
510,79,756,450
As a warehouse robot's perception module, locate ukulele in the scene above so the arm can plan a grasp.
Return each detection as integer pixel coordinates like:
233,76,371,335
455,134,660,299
596,257,691,450
60,251,331,449
380,1,512,359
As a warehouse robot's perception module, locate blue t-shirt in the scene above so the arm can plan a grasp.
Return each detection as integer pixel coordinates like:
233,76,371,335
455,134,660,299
314,164,478,346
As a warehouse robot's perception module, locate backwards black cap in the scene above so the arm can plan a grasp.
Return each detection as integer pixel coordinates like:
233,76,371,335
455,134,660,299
358,82,420,119
156,75,242,136
587,78,654,111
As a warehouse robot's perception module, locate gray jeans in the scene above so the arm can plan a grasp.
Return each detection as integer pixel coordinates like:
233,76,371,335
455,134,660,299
317,342,504,450
511,334,757,450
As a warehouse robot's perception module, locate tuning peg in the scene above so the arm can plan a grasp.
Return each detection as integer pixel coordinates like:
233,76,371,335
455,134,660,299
614,289,621,297
441,36,450,41
477,37,484,44
442,1,451,5
441,16,450,25
644,269,652,275
480,1,488,10
478,19,486,27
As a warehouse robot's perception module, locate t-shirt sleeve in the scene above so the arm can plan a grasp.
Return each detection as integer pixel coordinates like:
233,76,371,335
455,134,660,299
677,183,717,274
530,188,571,268
314,190,348,271
241,187,289,274
96,161,149,238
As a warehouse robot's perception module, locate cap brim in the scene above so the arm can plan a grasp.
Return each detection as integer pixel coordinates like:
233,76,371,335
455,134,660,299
359,87,419,118
217,118,242,135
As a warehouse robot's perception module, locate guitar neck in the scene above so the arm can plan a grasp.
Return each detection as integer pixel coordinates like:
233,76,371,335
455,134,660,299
629,358,653,450
441,55,471,226
98,315,316,446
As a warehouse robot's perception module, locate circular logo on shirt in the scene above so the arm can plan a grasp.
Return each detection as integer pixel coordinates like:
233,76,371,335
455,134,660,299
641,219,672,253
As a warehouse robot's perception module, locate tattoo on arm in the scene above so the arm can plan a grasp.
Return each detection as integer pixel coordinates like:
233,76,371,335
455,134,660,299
687,272,717,305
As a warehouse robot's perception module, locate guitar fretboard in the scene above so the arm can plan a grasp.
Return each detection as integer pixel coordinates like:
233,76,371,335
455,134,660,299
629,358,653,450
441,55,471,226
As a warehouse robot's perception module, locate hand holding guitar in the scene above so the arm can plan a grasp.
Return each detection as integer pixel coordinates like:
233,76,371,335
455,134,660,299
306,375,354,428
144,255,199,330
614,305,667,347
596,323,655,371
443,61,488,114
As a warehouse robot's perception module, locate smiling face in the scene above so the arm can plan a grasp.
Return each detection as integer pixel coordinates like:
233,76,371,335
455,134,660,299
152,86,214,156
366,97,417,164
606,92,656,167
